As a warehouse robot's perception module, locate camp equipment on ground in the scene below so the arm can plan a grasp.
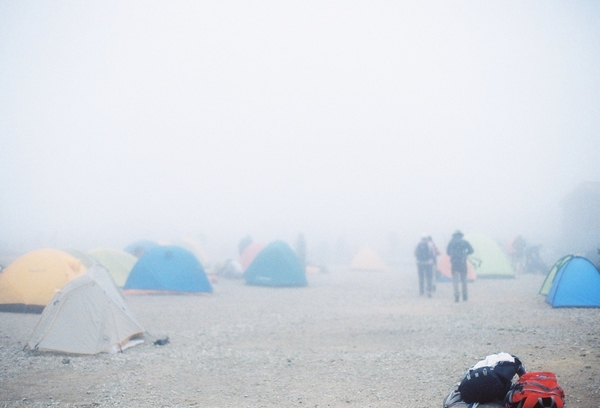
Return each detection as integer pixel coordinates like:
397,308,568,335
545,256,600,308
0,249,86,313
123,245,212,294
504,372,564,408
26,265,144,354
244,241,307,287
443,384,505,408
458,353,525,404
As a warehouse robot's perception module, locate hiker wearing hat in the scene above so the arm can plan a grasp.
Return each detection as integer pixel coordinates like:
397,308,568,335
446,230,474,302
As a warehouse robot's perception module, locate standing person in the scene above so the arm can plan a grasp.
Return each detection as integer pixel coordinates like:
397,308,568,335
427,236,441,291
446,230,474,302
415,235,434,297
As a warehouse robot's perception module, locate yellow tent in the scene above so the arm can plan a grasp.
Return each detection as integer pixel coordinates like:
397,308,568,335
0,249,86,313
350,248,388,271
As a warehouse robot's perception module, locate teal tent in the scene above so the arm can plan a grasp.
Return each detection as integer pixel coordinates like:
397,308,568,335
244,241,307,287
464,233,514,279
546,256,600,308
123,246,212,294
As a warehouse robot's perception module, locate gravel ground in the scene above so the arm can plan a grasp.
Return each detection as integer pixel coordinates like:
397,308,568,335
1,265,599,407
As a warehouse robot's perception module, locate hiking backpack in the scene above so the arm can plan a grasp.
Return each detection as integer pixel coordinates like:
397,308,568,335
458,353,525,404
504,372,565,408
415,241,431,262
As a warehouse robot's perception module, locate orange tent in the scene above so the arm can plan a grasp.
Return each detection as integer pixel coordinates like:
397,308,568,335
239,242,265,271
349,248,388,272
436,253,476,282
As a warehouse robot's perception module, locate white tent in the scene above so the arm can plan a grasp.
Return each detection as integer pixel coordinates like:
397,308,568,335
26,265,145,354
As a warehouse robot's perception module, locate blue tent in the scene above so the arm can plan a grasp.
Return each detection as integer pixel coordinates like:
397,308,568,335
124,246,212,293
124,240,160,258
244,241,307,287
546,256,600,308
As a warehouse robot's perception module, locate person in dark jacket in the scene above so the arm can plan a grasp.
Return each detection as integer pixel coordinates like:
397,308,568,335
415,235,434,297
446,230,474,302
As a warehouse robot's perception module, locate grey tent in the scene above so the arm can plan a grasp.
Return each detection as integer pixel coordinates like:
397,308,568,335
26,265,144,354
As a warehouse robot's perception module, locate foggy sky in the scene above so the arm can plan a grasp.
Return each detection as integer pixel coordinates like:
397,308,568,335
1,1,599,258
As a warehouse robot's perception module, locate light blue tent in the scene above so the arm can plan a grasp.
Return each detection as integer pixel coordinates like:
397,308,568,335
124,240,160,258
244,241,307,287
546,256,600,308
124,246,212,294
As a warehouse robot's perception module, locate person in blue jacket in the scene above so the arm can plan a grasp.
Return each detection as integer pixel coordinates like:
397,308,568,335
446,230,474,302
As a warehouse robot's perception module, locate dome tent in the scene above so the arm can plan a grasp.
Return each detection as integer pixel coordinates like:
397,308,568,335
123,246,212,294
124,240,160,258
240,242,265,271
349,247,388,272
64,249,96,268
26,265,144,354
0,249,86,313
170,237,210,266
88,248,138,287
464,233,514,279
539,254,574,296
546,256,600,308
244,241,307,287
437,253,477,282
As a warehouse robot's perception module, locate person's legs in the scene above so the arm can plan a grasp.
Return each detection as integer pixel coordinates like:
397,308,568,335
417,264,425,295
424,264,433,297
451,270,460,302
461,271,468,301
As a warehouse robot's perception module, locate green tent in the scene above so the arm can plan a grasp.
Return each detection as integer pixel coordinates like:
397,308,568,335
464,233,514,279
88,248,138,287
64,249,96,268
539,255,574,296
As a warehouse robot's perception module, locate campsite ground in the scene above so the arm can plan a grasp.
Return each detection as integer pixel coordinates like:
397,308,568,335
1,266,599,407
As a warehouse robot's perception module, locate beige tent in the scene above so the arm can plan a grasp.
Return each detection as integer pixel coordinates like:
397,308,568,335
350,248,388,271
26,265,144,354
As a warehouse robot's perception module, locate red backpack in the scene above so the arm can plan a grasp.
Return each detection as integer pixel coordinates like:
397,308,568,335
504,372,565,408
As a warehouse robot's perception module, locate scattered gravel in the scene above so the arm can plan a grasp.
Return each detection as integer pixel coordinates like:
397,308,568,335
1,266,599,407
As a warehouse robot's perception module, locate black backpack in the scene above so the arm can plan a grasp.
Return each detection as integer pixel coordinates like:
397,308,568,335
415,241,431,262
458,353,525,404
